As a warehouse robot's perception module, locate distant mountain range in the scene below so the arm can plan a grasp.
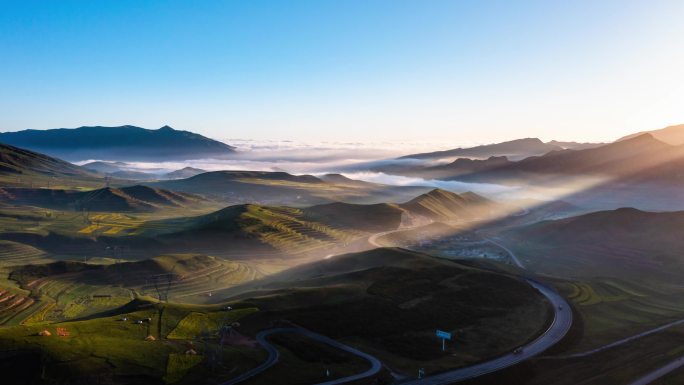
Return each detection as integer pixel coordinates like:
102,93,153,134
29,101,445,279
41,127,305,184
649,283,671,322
617,123,684,145
400,138,602,161
149,170,432,206
384,133,684,185
0,125,235,161
82,161,207,181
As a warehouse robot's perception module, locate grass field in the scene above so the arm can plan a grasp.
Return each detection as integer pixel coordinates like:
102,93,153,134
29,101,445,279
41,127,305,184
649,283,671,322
0,300,263,385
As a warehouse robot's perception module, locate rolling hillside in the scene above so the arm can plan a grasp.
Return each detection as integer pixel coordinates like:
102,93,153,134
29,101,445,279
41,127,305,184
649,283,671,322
141,204,372,256
0,125,235,161
504,208,684,283
0,185,205,212
0,143,95,179
140,188,503,257
399,188,497,221
303,202,404,232
224,248,551,375
149,170,432,206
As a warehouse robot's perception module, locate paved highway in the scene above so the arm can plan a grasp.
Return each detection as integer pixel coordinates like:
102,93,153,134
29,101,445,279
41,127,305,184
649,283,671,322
627,355,684,385
399,279,572,385
221,327,382,385
226,230,572,385
557,318,684,359
393,236,572,384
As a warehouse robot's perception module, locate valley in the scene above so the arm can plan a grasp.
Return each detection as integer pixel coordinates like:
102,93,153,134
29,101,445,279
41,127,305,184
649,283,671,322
0,125,683,385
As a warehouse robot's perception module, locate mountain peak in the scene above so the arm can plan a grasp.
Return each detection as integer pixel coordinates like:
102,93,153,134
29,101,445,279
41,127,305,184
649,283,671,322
617,123,684,145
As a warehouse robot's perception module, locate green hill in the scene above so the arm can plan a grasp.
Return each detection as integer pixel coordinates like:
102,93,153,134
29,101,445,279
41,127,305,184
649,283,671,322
0,185,205,212
399,188,498,221
141,204,370,256
303,202,404,232
504,207,684,283
227,248,551,376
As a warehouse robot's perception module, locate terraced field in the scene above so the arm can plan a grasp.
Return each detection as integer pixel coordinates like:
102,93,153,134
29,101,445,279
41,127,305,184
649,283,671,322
137,258,264,300
0,288,36,325
0,240,50,265
250,208,366,254
557,278,684,352
140,204,368,256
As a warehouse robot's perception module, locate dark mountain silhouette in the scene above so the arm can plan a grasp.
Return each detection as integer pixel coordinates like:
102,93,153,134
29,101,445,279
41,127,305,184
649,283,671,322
411,134,684,185
400,138,563,161
0,125,235,161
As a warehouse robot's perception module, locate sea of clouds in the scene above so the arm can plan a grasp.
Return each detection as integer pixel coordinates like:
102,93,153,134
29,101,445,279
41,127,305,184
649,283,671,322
76,138,522,196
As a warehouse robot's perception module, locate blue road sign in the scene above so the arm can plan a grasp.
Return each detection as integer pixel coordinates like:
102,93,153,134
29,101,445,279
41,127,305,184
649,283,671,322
436,330,452,340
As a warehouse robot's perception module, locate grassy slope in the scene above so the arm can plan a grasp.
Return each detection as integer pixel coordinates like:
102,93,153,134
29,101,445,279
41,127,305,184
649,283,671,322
500,208,684,353
0,185,207,213
141,204,372,256
0,300,261,385
399,188,497,221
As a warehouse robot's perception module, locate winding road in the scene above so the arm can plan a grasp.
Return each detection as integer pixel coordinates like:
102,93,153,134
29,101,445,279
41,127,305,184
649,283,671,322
226,227,573,385
627,355,684,385
220,328,382,385
400,280,571,385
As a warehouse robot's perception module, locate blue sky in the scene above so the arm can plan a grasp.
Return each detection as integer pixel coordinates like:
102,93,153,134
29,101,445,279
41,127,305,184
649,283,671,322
1,0,684,144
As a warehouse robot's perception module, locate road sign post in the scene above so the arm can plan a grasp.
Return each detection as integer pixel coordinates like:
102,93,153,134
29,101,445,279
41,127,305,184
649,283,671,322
436,329,452,352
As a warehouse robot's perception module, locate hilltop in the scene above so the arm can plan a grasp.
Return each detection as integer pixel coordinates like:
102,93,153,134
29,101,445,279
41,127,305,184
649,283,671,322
163,167,206,179
0,125,235,161
399,188,498,221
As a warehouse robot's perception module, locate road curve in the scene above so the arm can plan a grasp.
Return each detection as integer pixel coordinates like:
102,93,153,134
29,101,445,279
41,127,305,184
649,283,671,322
627,355,684,385
553,318,684,359
485,237,524,268
399,279,572,385
368,229,399,248
221,327,382,385
371,232,573,384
